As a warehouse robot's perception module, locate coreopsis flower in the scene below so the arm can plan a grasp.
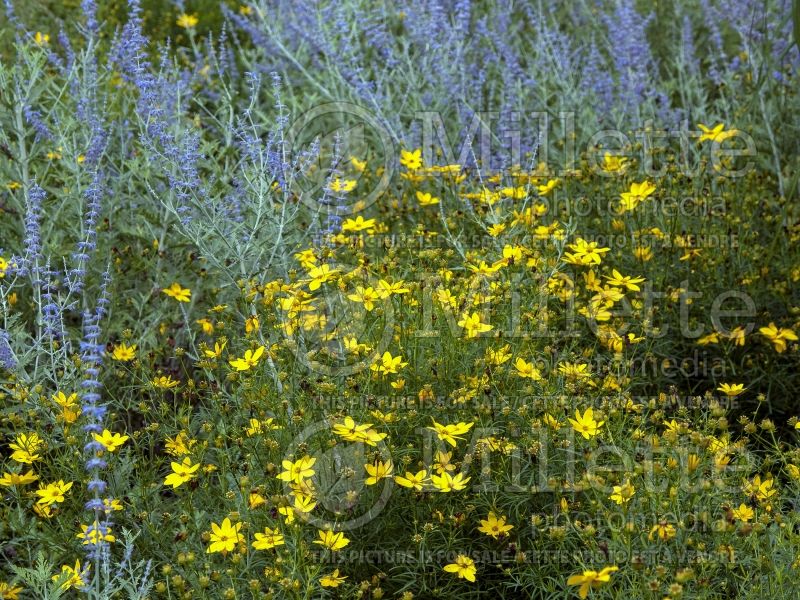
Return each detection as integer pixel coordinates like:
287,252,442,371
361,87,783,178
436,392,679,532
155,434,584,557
52,560,88,590
252,527,284,550
293,493,317,513
427,419,474,447
111,342,136,361
162,282,191,302
276,456,316,484
731,503,755,523
370,351,408,375
229,346,265,371
601,152,628,173
92,429,129,452
364,460,393,485
430,471,470,492
152,375,179,389
716,383,746,397
697,123,737,142
328,177,356,193
196,318,215,335
176,13,199,28
0,470,38,487
609,480,635,505
307,264,339,290
77,522,115,545
0,581,23,599
400,148,423,170
618,181,655,213
394,469,428,491
563,238,610,266
432,450,456,475
604,269,645,291
649,521,677,543
557,362,592,380
477,512,514,539
458,312,492,338
206,518,244,554
9,432,44,464
514,357,543,380
36,480,73,506
320,569,347,588
745,474,777,503
34,31,49,45
416,191,440,206
341,215,375,232
566,566,618,598
164,457,200,488
376,279,410,297
728,326,746,346
758,323,798,353
347,286,381,311
165,431,196,457
203,341,226,359
569,408,604,439
314,529,350,551
537,178,559,195
443,555,477,582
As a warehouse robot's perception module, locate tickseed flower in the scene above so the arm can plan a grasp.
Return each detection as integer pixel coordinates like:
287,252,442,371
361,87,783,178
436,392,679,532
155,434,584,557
427,419,474,447
458,312,492,338
162,282,191,302
443,554,477,582
394,469,428,491
252,527,284,550
430,471,470,492
341,215,375,232
601,152,628,173
649,521,677,541
745,474,777,503
328,177,356,193
307,264,339,290
206,518,244,554
164,457,200,488
618,181,656,213
697,122,737,142
92,429,129,452
376,278,409,297
731,503,754,523
364,460,393,485
609,480,635,505
152,375,179,389
400,148,423,170
728,326,746,346
416,190,440,206
569,408,604,439
566,566,618,598
9,432,44,464
759,323,797,353
165,432,196,457
563,238,611,266
176,13,199,28
320,569,347,588
111,342,136,361
36,480,73,506
716,383,746,397
229,345,265,371
314,529,350,551
370,351,408,375
514,357,543,380
604,269,645,291
203,341,226,359
52,560,88,590
34,31,49,45
276,456,316,484
347,286,381,311
477,512,513,539
77,522,115,545
0,581,23,599
0,470,39,487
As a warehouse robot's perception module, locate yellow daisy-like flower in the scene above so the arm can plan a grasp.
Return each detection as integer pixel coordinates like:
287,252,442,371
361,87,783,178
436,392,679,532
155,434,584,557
206,518,243,554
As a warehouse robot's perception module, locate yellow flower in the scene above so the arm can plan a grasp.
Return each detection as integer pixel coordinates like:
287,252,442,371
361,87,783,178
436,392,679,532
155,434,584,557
35,480,73,505
394,469,428,491
649,521,677,541
477,512,513,539
416,191,440,206
162,282,191,302
165,431,195,456
716,383,746,397
276,456,316,484
370,351,408,375
342,215,375,232
569,408,604,440
427,419,474,447
457,311,492,338
52,560,87,590
0,470,38,487
347,286,381,311
697,122,737,143
34,31,49,46
206,518,243,554
9,432,45,464
430,471,470,492
563,238,610,266
77,522,115,545
111,342,136,361
758,322,797,353
229,345,265,371
320,569,347,588
618,181,656,213
164,457,200,488
728,326,746,346
176,13,199,28
400,148,423,170
92,429,129,452
252,527,284,550
152,375,179,389
566,566,618,599
328,177,356,193
443,554,477,582
731,503,754,523
601,152,628,173
364,460,393,485
314,529,350,551
203,341,226,359
0,581,23,599
307,264,339,291
745,474,777,503
609,480,635,505
514,357,543,381
604,269,645,291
